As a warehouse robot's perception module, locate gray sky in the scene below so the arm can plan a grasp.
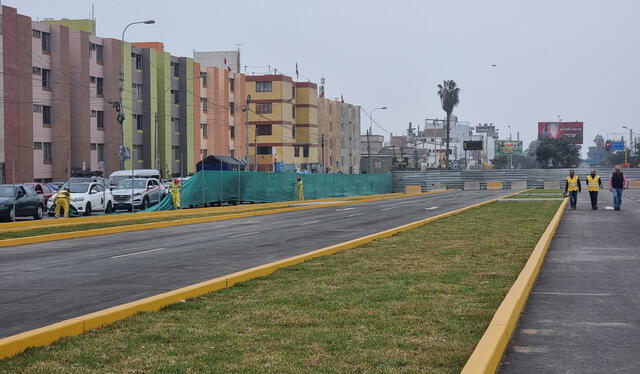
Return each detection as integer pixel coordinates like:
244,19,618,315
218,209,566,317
7,0,640,153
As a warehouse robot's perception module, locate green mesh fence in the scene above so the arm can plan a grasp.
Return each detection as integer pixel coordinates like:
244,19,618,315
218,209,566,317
146,171,392,211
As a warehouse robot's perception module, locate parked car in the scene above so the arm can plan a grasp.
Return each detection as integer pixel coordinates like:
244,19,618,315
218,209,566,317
24,182,55,205
0,184,45,221
49,182,65,191
111,178,165,211
108,169,161,188
47,180,114,216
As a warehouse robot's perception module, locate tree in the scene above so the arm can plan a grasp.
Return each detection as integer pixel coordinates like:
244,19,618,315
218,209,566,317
535,137,581,168
491,155,510,169
587,134,606,165
437,80,460,169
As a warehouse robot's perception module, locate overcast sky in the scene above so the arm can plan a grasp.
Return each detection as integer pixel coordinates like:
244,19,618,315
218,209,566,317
7,0,640,152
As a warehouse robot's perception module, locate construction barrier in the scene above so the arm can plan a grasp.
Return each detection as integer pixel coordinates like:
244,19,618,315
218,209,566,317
404,185,422,194
464,181,481,190
486,181,503,190
510,181,527,190
628,180,640,189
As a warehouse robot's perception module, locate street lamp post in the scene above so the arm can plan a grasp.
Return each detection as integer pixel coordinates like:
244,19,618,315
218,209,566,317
368,106,387,173
623,126,633,166
507,124,513,169
119,20,155,171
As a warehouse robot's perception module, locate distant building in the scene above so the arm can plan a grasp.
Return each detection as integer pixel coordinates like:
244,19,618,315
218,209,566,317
318,99,361,173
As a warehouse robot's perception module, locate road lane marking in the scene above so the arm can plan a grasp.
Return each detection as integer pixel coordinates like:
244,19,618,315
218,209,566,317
425,206,439,210
228,231,260,239
381,207,395,211
605,206,614,210
299,220,321,226
346,213,363,218
336,207,355,211
110,247,166,259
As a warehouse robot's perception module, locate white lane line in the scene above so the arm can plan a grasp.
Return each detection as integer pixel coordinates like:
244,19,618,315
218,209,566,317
300,220,321,226
381,206,396,211
336,207,356,211
425,206,439,210
346,213,363,218
228,231,260,238
110,247,166,259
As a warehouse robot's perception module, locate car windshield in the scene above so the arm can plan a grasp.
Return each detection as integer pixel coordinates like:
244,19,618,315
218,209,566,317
66,182,91,193
0,186,15,197
116,180,147,189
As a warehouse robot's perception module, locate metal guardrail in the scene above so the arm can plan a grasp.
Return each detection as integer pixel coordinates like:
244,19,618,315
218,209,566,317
392,169,640,192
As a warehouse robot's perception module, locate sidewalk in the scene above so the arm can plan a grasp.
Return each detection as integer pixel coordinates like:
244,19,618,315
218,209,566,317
500,189,640,373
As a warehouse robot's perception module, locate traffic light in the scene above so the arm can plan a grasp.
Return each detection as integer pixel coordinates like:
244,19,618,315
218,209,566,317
605,140,611,151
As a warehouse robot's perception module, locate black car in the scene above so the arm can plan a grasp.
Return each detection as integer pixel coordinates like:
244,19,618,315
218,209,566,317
0,184,46,221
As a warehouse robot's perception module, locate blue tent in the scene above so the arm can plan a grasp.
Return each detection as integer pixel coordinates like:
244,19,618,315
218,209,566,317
196,155,246,171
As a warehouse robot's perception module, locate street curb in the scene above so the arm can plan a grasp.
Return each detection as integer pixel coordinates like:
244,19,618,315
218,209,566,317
0,191,454,248
460,197,568,374
0,191,516,360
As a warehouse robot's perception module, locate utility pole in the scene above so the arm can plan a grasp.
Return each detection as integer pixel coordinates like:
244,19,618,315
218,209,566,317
367,128,372,173
414,137,419,171
321,133,325,173
244,94,251,170
155,112,159,175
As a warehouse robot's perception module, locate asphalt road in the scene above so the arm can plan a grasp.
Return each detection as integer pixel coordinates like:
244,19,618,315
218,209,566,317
500,189,640,374
0,190,507,338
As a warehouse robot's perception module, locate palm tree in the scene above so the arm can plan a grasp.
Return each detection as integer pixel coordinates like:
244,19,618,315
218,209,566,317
437,80,460,168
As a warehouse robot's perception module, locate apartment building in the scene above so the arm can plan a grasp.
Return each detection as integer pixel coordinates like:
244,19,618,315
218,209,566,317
244,74,319,172
318,98,361,173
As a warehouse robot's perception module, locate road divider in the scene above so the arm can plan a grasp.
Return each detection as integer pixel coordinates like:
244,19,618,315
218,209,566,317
460,197,568,374
0,190,520,360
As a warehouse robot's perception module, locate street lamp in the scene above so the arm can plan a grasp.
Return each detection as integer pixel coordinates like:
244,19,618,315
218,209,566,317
368,106,387,173
623,126,634,166
119,20,155,171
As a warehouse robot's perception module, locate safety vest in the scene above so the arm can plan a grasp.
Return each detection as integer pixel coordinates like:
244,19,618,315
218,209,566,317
586,175,600,192
56,189,70,200
566,176,579,192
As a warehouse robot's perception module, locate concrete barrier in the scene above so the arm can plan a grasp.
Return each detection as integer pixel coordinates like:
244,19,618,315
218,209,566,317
487,181,503,190
431,184,447,191
404,185,422,194
544,181,560,189
628,180,640,189
464,181,481,190
510,181,527,190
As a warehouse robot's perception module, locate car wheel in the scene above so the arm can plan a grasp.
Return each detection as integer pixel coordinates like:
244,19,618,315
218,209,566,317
142,197,149,210
84,202,92,216
33,205,44,220
105,201,113,214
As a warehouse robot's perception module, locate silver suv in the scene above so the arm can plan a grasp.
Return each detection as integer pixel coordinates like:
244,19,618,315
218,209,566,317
111,178,165,211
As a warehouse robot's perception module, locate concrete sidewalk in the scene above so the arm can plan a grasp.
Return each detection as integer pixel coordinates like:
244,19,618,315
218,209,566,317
500,189,640,374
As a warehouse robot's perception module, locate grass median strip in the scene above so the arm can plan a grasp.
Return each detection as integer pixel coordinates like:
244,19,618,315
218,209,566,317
0,200,560,373
504,188,565,199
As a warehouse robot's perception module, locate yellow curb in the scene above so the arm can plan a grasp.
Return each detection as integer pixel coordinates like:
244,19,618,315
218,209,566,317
460,197,568,374
0,190,515,360
0,191,455,248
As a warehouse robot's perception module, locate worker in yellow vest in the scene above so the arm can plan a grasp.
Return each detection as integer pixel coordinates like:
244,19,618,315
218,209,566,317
564,169,582,209
586,169,601,210
54,187,71,218
296,177,304,201
170,178,182,209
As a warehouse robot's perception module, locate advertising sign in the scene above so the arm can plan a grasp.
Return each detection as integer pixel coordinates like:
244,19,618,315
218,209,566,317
463,140,483,151
538,122,584,144
495,140,523,155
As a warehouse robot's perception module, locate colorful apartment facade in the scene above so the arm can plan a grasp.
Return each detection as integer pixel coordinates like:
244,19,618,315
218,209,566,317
0,5,247,182
318,98,361,173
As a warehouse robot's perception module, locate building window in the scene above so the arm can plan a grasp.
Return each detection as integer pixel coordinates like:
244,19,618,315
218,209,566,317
230,126,235,139
294,146,300,157
89,76,96,83
172,118,180,133
255,102,272,114
32,67,41,75
132,83,143,100
171,90,179,105
134,114,143,131
42,69,51,90
90,143,97,150
132,53,143,70
257,146,272,155
33,142,43,150
256,81,272,92
201,98,207,113
97,144,105,162
229,101,235,115
229,78,235,92
90,110,97,117
96,44,103,64
200,72,207,87
43,142,53,163
172,145,181,161
256,124,272,136
292,106,296,119
201,123,208,138
172,62,179,78
97,111,104,130
33,104,42,113
43,106,52,125
42,32,51,53
133,145,144,161
292,126,296,138
303,145,310,157
96,77,103,96
292,86,296,98
32,29,41,38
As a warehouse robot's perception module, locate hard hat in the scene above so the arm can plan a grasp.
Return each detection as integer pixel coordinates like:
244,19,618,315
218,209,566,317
173,178,180,184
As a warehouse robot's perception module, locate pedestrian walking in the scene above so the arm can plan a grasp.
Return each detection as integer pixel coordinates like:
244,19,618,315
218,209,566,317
296,177,304,201
586,169,601,210
564,169,581,209
608,166,628,211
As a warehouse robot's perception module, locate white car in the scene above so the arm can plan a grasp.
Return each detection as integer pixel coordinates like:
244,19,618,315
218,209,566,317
47,181,114,216
111,178,165,211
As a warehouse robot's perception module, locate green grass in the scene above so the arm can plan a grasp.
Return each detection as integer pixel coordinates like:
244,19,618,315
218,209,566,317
504,189,565,199
0,201,561,374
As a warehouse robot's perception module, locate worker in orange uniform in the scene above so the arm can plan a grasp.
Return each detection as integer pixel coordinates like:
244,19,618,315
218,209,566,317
170,178,182,209
296,177,304,201
54,187,71,218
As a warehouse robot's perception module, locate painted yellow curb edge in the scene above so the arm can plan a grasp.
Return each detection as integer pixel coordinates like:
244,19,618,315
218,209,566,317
460,197,569,374
0,191,512,360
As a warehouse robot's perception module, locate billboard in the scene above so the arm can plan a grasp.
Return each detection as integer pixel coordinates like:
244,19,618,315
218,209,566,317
495,140,523,155
538,122,584,144
463,140,483,151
